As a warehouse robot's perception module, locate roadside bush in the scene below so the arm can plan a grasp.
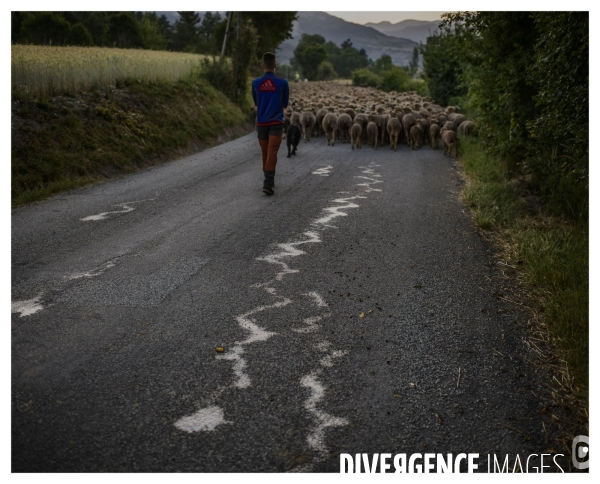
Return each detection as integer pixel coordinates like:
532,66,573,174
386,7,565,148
352,66,429,96
351,68,379,88
199,18,257,109
379,66,429,96
317,60,337,81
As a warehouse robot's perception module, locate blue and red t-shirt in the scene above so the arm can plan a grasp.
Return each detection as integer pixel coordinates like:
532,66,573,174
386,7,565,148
252,72,289,127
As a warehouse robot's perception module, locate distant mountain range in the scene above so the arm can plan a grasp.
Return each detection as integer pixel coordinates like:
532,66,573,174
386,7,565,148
156,12,438,66
364,19,441,44
276,12,420,66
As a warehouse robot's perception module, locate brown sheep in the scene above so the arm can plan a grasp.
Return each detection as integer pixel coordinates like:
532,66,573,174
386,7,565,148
315,107,328,136
367,113,386,144
366,121,378,150
419,118,430,146
322,112,339,146
386,116,402,151
443,120,457,132
354,113,369,142
350,123,362,150
449,113,466,126
409,120,423,150
343,108,356,120
402,114,416,145
442,129,458,157
429,123,441,150
337,113,353,143
457,120,475,137
300,111,316,143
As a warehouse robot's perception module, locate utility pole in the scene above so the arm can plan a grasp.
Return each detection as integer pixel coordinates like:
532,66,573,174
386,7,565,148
221,11,234,58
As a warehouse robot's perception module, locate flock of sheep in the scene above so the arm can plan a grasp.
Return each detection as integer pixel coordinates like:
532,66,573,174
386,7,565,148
283,81,475,158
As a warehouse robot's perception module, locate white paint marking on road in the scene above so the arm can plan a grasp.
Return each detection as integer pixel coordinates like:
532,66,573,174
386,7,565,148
176,232,323,431
174,405,231,433
312,165,333,176
253,231,322,287
312,196,366,226
66,260,116,280
305,291,328,307
217,346,251,389
294,342,349,471
218,298,290,389
355,165,384,193
301,372,349,453
355,176,382,181
356,184,383,193
315,341,332,352
176,164,384,435
319,350,348,368
80,198,155,222
11,295,44,317
293,313,331,334
80,204,134,221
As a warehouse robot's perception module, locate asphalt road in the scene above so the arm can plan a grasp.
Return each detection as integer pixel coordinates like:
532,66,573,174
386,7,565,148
12,132,559,472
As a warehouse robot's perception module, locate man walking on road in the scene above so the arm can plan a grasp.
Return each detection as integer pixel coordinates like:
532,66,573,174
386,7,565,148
252,52,289,195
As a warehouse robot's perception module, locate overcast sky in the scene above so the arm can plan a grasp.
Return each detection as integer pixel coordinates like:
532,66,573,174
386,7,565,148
325,11,446,24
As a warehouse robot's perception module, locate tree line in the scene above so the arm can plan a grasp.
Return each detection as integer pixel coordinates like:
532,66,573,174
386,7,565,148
11,11,297,60
420,12,588,219
291,33,422,87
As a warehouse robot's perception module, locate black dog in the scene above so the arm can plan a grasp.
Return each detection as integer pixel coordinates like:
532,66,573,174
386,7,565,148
286,123,301,158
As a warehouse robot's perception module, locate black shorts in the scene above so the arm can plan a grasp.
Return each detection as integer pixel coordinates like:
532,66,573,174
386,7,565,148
257,124,283,140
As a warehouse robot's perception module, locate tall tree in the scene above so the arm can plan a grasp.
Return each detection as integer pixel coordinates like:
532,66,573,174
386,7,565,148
11,12,30,43
197,12,222,54
371,54,393,75
293,34,327,80
157,14,173,40
408,46,419,77
69,23,94,46
83,12,110,46
333,41,369,78
172,11,201,51
19,12,72,45
138,13,168,50
108,12,142,48
420,25,467,106
242,12,297,57
442,12,538,169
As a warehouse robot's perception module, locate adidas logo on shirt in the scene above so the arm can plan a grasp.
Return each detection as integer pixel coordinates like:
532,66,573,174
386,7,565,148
259,79,277,91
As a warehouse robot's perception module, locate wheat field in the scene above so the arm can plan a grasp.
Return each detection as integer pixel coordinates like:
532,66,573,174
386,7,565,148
12,45,207,98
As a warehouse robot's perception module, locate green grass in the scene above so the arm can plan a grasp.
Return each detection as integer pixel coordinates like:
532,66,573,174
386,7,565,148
12,74,252,206
459,137,589,399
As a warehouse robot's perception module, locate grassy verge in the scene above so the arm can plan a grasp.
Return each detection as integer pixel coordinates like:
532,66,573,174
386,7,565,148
459,137,589,402
12,74,253,206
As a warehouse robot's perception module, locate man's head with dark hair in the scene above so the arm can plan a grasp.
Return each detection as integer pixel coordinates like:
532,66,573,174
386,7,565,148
262,52,276,71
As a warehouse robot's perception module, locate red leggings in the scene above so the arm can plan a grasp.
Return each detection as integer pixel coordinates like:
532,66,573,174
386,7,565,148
257,125,283,172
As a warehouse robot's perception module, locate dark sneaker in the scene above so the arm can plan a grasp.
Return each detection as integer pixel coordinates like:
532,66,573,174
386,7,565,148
262,186,274,195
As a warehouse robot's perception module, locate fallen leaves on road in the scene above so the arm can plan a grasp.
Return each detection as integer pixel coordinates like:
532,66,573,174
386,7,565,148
359,312,365,318
216,347,225,353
